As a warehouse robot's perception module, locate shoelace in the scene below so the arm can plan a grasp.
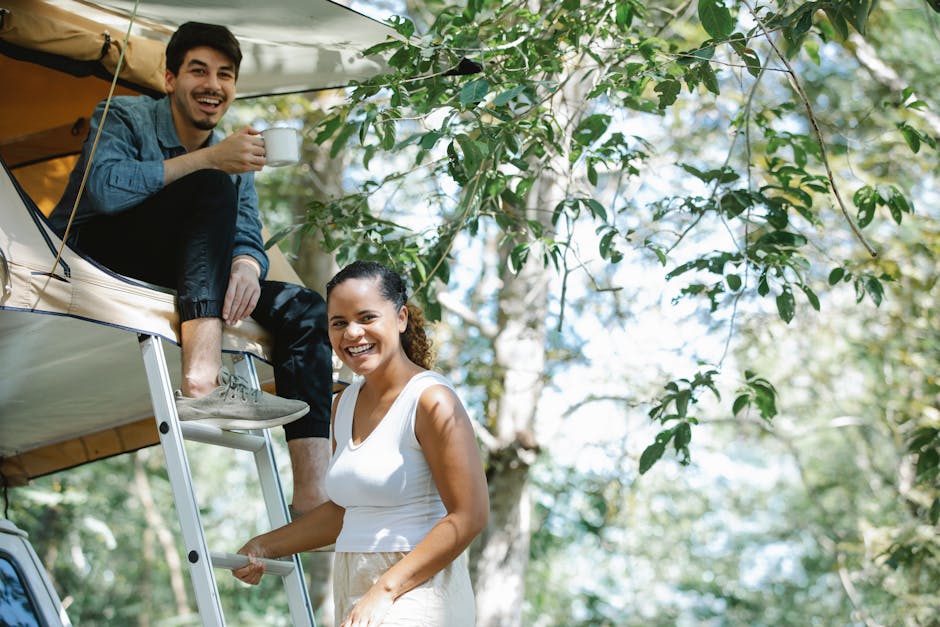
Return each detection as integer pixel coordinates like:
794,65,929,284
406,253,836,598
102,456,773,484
218,368,261,404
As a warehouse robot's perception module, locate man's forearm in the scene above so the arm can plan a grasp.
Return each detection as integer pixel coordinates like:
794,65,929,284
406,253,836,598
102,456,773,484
163,147,217,186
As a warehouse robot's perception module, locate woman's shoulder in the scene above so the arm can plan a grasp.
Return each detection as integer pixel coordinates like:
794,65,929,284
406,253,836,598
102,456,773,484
414,372,461,417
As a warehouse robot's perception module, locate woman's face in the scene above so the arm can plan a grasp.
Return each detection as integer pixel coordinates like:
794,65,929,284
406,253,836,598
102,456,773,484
327,277,408,376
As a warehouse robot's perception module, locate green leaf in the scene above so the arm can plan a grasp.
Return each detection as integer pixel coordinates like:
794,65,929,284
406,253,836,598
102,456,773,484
456,134,483,176
732,394,749,415
493,85,526,107
823,6,849,39
854,0,872,35
916,448,939,479
639,441,666,474
676,389,691,417
800,284,820,311
898,123,921,153
358,107,377,144
508,243,529,273
263,224,302,249
314,115,343,144
585,198,607,221
776,288,795,323
655,79,681,108
329,122,358,158
853,185,877,228
804,40,821,65
388,15,416,38
757,273,769,296
698,0,734,39
720,190,750,218
700,62,720,94
420,131,443,150
864,275,884,306
828,267,845,285
794,9,814,37
754,230,808,248
459,79,490,106
616,3,634,27
599,229,616,260
674,422,692,450
886,187,913,224
573,114,612,146
726,273,742,291
908,427,939,452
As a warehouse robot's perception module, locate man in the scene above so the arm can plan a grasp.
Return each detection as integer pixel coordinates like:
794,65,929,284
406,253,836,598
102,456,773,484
49,22,331,513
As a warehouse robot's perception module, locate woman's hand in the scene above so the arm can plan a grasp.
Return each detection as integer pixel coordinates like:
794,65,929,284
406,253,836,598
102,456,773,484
232,537,268,586
340,585,395,627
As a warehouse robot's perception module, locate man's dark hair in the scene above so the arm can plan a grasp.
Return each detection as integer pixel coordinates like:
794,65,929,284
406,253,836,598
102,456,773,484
165,22,242,77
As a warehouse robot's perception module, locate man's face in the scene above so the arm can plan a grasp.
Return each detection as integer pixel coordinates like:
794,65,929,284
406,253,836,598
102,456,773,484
165,46,237,132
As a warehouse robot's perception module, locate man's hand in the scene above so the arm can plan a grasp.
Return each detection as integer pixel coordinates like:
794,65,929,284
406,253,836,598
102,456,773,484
223,256,261,325
207,126,266,174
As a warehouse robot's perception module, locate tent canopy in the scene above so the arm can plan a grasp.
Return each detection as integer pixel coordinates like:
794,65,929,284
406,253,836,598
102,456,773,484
0,0,395,485
1,0,393,169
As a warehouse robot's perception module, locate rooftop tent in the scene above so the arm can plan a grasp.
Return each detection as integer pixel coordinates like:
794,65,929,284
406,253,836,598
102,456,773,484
0,0,395,485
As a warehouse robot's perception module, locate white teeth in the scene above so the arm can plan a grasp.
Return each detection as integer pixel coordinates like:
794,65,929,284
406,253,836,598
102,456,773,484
348,344,373,355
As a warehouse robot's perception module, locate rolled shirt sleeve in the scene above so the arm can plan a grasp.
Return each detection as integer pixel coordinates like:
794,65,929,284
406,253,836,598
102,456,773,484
233,173,269,280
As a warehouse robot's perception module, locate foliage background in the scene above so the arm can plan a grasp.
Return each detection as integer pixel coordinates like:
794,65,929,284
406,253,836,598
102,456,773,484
5,0,940,625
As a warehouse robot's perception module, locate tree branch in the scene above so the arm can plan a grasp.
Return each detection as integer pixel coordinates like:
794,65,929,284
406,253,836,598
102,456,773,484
744,0,878,258
438,289,499,339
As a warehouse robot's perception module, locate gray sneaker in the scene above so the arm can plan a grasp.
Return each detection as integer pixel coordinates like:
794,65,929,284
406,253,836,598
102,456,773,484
174,368,308,430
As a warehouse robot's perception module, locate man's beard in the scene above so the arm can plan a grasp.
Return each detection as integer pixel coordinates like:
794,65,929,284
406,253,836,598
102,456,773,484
194,118,218,131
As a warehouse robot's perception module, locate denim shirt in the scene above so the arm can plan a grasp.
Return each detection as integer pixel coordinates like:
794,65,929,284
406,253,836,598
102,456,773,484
50,95,269,278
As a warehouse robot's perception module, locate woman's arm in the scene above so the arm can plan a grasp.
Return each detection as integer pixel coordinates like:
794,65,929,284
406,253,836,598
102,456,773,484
341,384,489,624
232,499,345,585
233,392,346,585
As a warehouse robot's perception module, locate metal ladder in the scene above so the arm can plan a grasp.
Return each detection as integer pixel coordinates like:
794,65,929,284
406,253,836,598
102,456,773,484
138,333,315,626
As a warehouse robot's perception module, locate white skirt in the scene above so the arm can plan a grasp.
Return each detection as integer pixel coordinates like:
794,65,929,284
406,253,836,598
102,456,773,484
333,551,475,626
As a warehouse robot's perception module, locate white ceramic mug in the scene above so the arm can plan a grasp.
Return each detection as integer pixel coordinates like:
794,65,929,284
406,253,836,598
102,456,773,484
261,127,301,167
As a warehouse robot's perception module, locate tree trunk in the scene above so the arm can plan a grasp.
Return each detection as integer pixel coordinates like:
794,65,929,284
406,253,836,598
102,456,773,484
291,89,347,626
473,155,568,627
471,22,591,620
132,451,190,617
291,90,346,291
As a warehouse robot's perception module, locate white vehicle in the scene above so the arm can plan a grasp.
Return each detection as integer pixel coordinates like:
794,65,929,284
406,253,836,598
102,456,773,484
0,517,72,627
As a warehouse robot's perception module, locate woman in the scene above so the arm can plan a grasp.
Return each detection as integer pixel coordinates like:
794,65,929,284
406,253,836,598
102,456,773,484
233,260,489,626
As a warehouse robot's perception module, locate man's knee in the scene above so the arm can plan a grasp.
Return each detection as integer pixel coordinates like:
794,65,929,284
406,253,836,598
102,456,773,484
172,170,237,215
178,169,233,191
255,281,327,335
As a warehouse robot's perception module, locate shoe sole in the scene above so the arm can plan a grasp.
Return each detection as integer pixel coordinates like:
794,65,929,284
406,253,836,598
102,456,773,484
181,406,308,431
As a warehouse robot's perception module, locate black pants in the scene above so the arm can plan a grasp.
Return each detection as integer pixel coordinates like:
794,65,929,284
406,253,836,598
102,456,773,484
74,170,331,439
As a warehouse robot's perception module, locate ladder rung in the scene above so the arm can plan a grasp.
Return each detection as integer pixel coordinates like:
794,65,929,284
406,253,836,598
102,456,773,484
210,551,296,577
180,422,266,451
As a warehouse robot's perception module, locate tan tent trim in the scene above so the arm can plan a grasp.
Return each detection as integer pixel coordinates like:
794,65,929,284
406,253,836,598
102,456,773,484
1,418,158,487
0,0,167,91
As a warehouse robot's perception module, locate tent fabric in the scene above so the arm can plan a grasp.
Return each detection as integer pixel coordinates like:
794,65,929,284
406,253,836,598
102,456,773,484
0,151,279,485
0,0,394,97
0,0,394,485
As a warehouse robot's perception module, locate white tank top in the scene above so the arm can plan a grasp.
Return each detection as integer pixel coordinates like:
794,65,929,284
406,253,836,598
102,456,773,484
326,371,451,552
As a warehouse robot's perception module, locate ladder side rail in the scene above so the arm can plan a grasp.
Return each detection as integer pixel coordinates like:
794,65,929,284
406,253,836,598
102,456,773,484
138,334,226,627
233,355,316,627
